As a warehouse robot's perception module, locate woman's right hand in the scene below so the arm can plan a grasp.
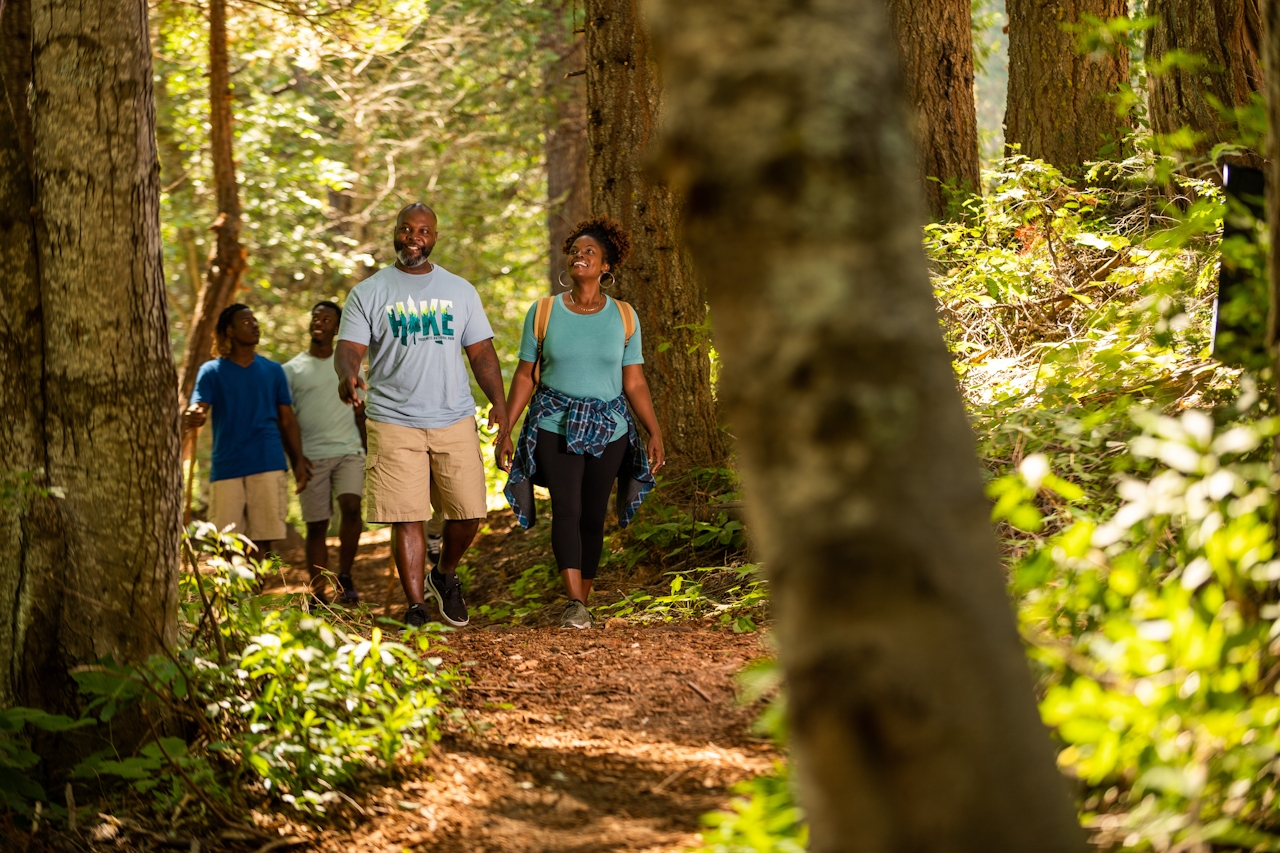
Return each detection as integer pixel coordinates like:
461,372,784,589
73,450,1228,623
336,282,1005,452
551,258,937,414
646,433,665,472
496,434,515,473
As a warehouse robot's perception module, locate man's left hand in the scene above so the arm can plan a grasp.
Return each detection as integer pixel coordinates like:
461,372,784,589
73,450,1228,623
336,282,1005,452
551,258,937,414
295,457,314,493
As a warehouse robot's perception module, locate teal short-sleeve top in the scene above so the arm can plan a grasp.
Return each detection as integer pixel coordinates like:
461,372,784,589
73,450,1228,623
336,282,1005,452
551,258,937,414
516,295,644,441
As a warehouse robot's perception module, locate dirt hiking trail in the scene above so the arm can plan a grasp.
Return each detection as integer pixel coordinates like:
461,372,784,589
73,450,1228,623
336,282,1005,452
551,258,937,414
257,510,778,852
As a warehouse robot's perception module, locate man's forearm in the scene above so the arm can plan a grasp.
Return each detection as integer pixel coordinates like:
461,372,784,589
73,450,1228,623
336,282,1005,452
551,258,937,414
282,421,305,470
335,340,363,383
468,343,509,419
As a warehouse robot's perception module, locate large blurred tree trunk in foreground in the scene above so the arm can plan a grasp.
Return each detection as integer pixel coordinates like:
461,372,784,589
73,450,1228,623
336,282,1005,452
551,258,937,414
584,0,724,468
176,0,244,407
648,0,1084,848
1005,0,1130,170
887,0,981,219
1146,0,1264,169
545,0,590,294
0,0,180,715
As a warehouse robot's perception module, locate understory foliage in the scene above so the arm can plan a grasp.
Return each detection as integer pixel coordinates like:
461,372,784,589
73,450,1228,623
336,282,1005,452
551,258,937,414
2,525,457,825
938,155,1278,850
699,149,1274,851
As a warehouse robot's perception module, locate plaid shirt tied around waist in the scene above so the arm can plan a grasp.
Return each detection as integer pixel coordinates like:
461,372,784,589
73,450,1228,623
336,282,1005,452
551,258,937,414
503,385,655,530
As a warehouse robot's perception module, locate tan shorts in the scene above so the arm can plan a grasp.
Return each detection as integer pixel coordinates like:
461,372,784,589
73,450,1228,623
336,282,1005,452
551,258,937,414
210,469,288,543
298,454,364,523
364,416,487,523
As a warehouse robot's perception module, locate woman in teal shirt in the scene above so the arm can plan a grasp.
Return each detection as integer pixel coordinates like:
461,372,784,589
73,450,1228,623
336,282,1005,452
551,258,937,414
499,217,665,629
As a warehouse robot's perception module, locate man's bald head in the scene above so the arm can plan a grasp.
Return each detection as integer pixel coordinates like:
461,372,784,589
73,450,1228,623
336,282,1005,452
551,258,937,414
393,203,439,272
396,202,437,227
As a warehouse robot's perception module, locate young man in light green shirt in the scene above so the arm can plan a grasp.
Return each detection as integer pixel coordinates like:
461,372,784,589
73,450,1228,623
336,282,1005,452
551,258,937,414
284,301,366,606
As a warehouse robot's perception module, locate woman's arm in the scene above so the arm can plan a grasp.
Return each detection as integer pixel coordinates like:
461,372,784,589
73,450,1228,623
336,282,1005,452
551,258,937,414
622,364,665,471
497,360,538,472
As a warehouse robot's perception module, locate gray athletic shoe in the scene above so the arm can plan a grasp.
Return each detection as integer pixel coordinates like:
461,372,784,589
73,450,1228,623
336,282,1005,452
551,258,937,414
426,534,443,567
560,600,591,630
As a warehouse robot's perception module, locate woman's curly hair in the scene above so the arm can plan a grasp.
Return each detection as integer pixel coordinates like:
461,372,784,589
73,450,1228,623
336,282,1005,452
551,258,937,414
562,216,632,270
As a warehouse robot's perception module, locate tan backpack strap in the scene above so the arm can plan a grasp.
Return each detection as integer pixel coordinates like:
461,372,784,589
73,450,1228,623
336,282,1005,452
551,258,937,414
532,296,554,385
534,296,554,343
614,298,636,346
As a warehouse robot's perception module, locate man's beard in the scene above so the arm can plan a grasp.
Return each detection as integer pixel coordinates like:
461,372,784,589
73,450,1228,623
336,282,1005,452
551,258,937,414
394,239,433,268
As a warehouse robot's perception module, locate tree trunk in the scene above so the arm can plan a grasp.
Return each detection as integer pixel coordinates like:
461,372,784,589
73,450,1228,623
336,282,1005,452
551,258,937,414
1146,0,1264,169
0,0,181,718
584,0,724,468
545,1,590,295
1263,0,1280,351
176,0,244,408
887,0,982,218
648,0,1084,849
1005,0,1130,170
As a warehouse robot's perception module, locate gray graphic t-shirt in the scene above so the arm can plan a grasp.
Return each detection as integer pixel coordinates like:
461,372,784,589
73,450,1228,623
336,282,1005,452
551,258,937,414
337,264,494,429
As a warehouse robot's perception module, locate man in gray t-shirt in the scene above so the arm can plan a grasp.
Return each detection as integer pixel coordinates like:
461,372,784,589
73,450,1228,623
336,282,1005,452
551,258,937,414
336,203,509,629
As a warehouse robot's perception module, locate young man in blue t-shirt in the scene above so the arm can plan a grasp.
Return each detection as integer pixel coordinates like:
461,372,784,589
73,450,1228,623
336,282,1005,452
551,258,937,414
184,304,311,559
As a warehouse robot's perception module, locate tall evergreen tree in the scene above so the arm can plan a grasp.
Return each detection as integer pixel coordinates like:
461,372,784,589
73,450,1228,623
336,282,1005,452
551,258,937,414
583,0,724,468
1005,0,1130,169
177,0,244,405
887,0,981,218
544,0,591,294
649,0,1084,847
0,0,181,715
1146,0,1264,167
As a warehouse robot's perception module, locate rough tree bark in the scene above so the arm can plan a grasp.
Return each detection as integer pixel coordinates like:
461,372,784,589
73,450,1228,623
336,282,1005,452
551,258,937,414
584,0,724,468
0,0,181,715
886,0,981,219
176,0,244,407
545,0,591,294
1005,0,1130,170
648,0,1084,848
1263,0,1280,351
1146,0,1264,168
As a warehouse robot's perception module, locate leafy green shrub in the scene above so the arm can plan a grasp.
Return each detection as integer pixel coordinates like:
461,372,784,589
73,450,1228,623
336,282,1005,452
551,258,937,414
604,564,768,632
604,466,747,572
0,709,92,816
3,524,458,822
697,766,808,853
1009,410,1280,849
474,562,560,624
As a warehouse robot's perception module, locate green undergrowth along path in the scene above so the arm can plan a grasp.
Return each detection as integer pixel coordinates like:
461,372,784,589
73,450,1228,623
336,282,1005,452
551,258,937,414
1,525,460,832
684,145,1272,851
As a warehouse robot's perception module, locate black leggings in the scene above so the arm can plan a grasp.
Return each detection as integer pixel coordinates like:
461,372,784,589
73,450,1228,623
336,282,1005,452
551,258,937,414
535,429,628,579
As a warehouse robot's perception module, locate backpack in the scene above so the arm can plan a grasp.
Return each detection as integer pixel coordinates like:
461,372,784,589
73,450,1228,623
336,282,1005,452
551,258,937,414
532,295,636,385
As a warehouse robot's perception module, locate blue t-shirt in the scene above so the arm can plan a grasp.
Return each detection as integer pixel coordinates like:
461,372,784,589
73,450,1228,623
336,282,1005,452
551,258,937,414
517,295,644,441
191,355,292,482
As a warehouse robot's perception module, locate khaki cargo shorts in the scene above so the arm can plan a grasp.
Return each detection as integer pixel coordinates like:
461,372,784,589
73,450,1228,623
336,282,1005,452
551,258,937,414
210,469,288,543
298,453,364,524
364,416,487,523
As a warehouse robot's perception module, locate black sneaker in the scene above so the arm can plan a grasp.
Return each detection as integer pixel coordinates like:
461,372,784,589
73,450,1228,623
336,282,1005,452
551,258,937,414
425,568,469,627
306,592,329,613
403,602,429,629
426,534,443,567
336,574,359,604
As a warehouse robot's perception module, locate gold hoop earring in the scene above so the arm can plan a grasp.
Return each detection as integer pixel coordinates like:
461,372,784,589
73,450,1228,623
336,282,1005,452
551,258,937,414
557,270,571,289
599,272,616,289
